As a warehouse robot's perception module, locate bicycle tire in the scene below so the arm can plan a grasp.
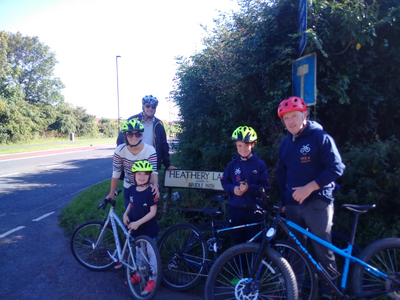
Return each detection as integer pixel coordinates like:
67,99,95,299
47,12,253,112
157,223,208,291
351,237,400,299
71,220,116,271
126,235,162,300
274,240,318,300
205,243,298,300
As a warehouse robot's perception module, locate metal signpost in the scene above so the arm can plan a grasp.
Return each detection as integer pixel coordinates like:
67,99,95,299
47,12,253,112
292,52,316,106
116,55,121,131
298,0,307,57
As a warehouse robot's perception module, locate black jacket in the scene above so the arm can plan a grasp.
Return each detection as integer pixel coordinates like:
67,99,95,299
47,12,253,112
117,112,171,170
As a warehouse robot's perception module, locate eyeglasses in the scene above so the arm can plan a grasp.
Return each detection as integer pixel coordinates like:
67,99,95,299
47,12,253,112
145,104,157,109
126,132,143,138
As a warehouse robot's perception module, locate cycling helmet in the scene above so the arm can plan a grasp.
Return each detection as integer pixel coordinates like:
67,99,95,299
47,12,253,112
132,160,153,173
142,95,159,106
121,119,144,133
232,126,257,143
278,96,307,119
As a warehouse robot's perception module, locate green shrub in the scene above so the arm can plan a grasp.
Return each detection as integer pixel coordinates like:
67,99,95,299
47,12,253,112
334,137,400,248
58,180,125,237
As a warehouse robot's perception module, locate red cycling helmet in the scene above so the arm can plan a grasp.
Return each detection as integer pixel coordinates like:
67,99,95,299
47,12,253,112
277,96,307,119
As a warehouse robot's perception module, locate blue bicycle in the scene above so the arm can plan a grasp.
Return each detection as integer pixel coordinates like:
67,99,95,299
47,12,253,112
205,195,400,300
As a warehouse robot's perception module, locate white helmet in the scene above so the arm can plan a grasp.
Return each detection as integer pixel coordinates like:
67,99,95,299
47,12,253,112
142,95,159,106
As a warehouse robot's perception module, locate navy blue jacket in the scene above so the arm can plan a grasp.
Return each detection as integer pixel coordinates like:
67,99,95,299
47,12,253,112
277,121,345,206
221,153,270,208
117,112,171,170
127,186,159,238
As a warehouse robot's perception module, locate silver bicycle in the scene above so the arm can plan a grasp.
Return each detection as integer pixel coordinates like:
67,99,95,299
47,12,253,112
70,190,161,300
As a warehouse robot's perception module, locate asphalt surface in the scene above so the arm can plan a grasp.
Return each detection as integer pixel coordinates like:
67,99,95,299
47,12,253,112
0,143,204,300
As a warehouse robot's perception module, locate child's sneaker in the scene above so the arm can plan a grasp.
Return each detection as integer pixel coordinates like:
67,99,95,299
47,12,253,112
130,272,142,284
141,279,155,295
114,262,122,269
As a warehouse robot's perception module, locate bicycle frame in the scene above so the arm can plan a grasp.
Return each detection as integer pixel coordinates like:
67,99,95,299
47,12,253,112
178,218,267,271
96,205,138,272
276,216,400,299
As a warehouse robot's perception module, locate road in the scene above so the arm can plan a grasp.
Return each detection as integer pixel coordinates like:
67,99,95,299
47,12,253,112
0,144,204,300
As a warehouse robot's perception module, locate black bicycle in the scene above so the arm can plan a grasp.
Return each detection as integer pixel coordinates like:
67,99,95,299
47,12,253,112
158,196,304,298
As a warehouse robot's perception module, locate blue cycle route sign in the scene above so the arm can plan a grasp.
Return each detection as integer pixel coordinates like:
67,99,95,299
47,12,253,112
292,52,316,106
298,0,307,57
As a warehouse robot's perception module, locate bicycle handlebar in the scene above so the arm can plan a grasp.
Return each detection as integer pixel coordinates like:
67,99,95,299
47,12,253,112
255,187,283,216
98,190,122,210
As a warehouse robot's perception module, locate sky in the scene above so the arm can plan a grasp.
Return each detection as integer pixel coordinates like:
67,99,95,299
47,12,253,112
0,0,239,122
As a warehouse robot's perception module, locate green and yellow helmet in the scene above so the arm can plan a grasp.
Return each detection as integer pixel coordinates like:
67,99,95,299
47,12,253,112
121,119,144,133
232,126,257,143
131,160,153,173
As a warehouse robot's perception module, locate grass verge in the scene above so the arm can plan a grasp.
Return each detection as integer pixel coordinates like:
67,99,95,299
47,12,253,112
0,138,115,155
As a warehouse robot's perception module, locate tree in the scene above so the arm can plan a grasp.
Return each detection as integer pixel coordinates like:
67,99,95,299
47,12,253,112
4,32,65,105
172,0,400,243
73,106,97,137
0,32,103,142
97,118,118,138
49,102,79,135
174,0,400,167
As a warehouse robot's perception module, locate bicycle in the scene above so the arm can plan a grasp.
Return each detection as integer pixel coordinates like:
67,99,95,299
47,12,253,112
157,197,299,298
196,199,360,300
70,190,162,300
205,191,400,300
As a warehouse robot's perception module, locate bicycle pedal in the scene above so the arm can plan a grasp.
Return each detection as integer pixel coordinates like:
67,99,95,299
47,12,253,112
168,261,178,269
318,263,341,280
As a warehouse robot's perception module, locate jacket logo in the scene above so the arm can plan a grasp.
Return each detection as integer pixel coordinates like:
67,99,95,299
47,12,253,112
143,203,148,207
300,144,310,155
234,168,241,175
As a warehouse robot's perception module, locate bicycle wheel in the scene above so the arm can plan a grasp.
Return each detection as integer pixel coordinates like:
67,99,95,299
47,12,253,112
157,223,208,291
126,235,161,300
71,221,116,271
205,243,298,300
351,237,400,299
274,240,318,300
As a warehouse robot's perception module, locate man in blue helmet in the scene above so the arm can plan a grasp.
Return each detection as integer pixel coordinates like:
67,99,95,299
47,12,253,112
117,95,176,171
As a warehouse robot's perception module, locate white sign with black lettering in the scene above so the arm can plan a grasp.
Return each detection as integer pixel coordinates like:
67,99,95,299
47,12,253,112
164,169,224,191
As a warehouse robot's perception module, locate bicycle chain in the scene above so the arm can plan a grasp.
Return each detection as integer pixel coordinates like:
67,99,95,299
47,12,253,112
166,253,213,277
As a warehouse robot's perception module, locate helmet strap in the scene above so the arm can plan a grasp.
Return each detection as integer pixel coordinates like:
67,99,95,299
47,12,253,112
240,144,254,160
142,106,156,122
240,152,253,160
129,139,142,147
292,117,308,141
142,109,151,120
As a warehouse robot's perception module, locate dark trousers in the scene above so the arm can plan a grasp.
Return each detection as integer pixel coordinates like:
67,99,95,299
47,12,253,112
229,205,263,245
286,200,337,297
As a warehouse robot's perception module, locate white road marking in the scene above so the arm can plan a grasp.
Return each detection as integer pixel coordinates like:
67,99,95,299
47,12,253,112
0,172,20,177
45,164,64,169
32,211,55,221
0,226,25,239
